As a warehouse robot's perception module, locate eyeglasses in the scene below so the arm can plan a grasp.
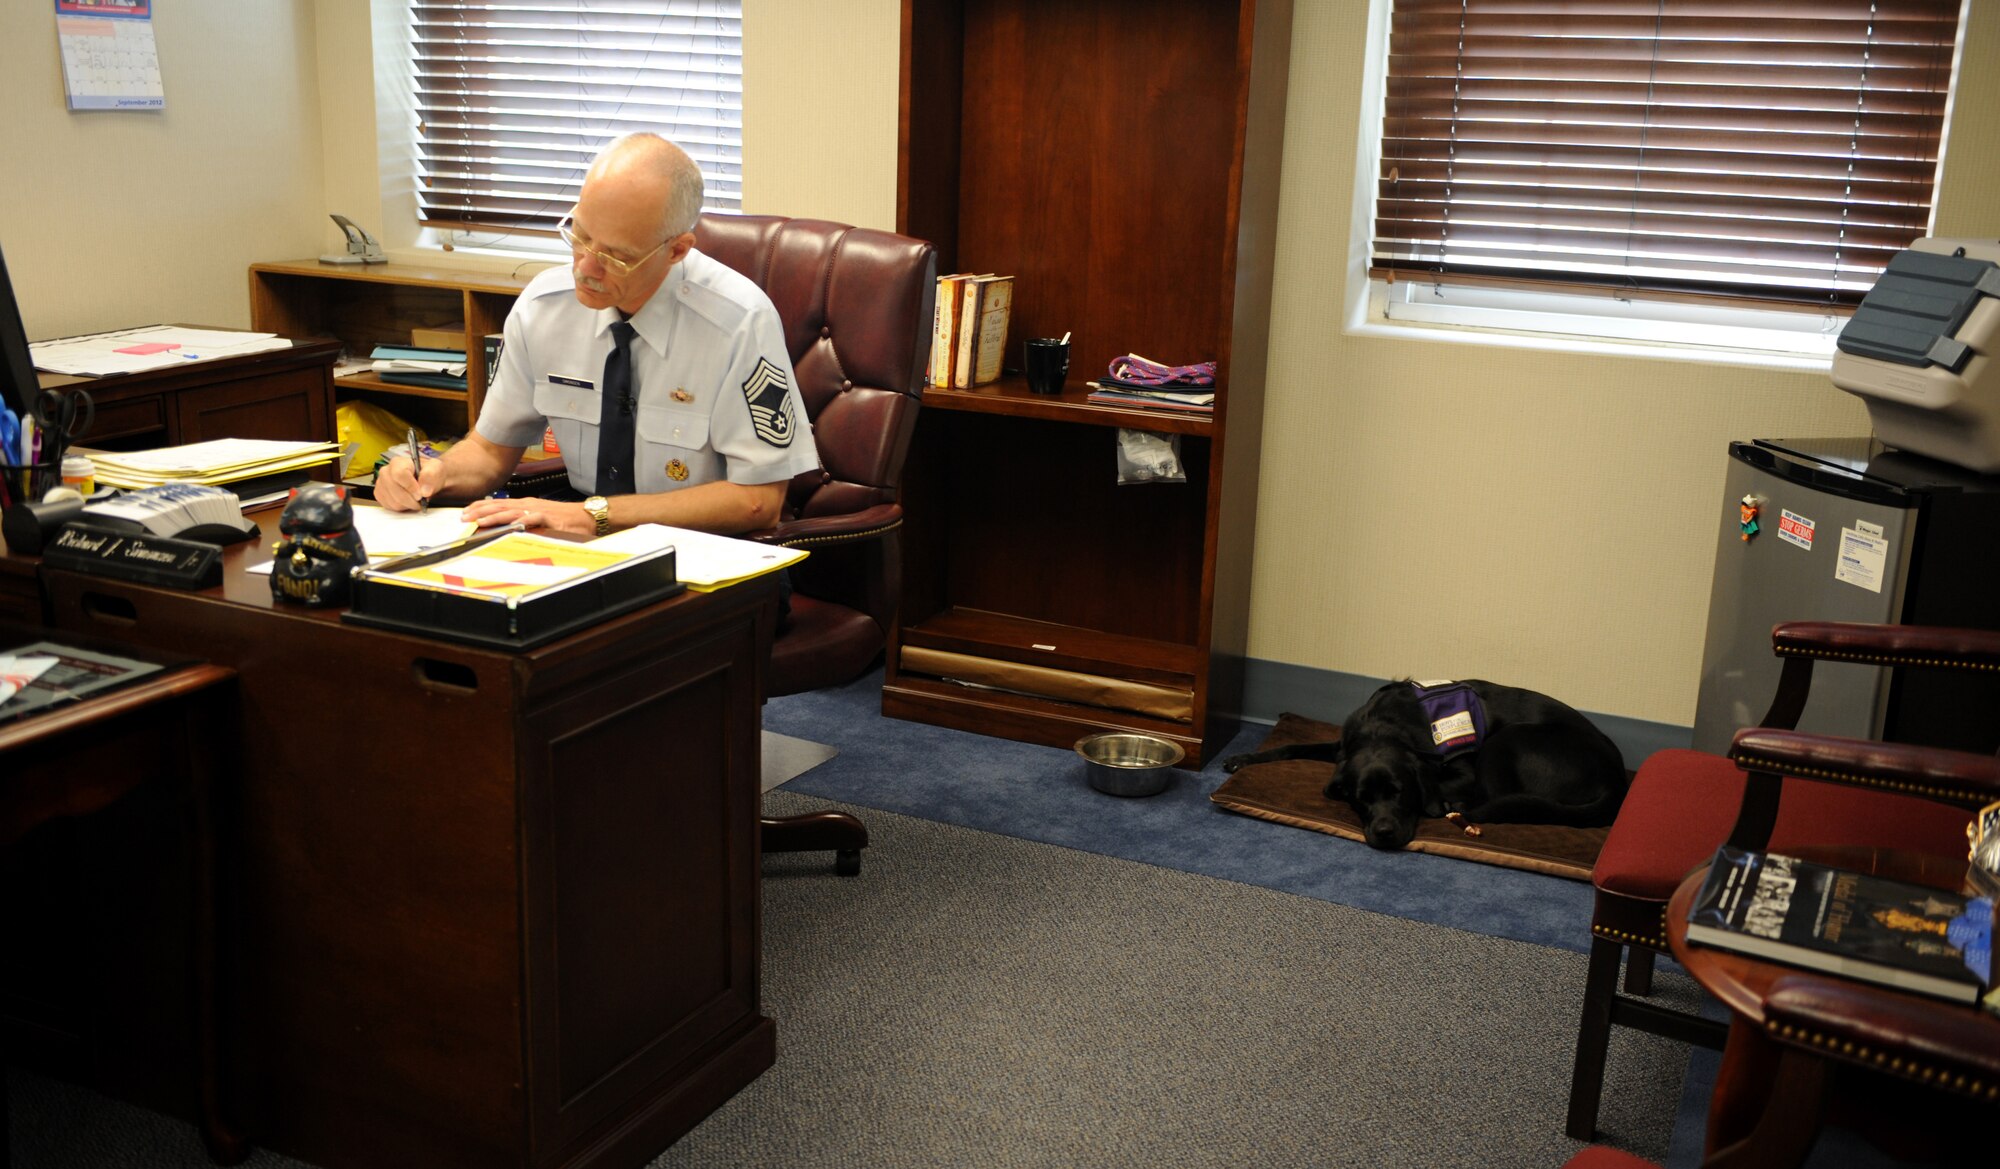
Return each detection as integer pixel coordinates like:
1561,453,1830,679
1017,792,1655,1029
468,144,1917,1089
557,212,670,278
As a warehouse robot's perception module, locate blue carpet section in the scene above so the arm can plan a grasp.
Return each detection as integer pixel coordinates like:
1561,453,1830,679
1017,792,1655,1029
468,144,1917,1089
767,669,1592,952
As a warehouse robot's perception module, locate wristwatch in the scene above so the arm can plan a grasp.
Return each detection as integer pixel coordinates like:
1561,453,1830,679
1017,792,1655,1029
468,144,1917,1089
583,495,612,537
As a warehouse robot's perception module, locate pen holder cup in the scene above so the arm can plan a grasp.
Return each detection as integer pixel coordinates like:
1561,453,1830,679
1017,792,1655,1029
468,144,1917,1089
1023,338,1070,395
1,459,62,506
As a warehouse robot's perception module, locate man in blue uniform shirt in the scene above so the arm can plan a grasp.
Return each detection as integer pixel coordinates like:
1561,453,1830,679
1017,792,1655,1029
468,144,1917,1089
376,133,818,538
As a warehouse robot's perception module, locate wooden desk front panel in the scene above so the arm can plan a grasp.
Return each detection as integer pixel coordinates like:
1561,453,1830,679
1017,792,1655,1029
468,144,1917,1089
44,570,772,1169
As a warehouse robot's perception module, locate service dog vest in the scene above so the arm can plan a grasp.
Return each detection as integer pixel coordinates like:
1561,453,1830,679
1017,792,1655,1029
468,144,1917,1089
1409,681,1487,760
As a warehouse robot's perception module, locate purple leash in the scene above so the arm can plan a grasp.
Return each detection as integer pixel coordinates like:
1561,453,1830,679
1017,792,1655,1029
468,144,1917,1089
1106,353,1216,387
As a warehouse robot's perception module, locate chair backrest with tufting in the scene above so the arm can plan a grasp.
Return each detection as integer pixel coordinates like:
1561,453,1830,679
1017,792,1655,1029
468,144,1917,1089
692,214,936,525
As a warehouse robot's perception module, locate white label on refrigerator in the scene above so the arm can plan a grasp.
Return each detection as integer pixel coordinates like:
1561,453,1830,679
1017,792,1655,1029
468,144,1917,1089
1855,519,1885,539
1835,526,1889,593
1777,508,1816,550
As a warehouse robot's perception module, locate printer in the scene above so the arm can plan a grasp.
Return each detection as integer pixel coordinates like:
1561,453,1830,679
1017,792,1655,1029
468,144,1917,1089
1832,236,2000,472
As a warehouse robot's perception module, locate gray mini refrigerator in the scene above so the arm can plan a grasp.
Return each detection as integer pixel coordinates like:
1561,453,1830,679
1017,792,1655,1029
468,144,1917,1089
1692,438,2000,756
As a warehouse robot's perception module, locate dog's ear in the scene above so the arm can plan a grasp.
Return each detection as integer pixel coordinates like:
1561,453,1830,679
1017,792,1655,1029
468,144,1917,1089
1323,764,1353,802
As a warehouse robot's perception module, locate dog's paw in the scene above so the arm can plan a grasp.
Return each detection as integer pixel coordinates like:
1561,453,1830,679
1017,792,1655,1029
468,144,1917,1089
1219,753,1252,774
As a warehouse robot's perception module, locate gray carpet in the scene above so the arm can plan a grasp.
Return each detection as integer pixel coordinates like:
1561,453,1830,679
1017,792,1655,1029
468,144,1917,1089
7,792,1691,1168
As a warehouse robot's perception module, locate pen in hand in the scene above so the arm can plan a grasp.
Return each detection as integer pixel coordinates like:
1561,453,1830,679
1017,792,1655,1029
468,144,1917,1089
407,426,429,511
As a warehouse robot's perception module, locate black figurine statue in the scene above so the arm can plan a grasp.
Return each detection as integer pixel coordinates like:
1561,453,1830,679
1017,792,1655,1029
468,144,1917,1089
269,484,367,607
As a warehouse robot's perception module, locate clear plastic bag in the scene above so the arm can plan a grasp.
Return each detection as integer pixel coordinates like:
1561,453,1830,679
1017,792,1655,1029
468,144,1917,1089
1116,428,1185,485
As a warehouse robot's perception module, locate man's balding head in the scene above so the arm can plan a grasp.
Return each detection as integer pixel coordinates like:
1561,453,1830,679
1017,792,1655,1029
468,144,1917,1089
567,133,704,313
586,133,705,238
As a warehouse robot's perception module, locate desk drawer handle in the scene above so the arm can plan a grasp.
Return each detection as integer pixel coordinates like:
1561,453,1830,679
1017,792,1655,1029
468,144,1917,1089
414,658,479,694
80,592,139,624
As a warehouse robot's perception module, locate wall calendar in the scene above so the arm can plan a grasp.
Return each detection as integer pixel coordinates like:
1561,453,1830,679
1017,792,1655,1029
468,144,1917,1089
55,0,165,111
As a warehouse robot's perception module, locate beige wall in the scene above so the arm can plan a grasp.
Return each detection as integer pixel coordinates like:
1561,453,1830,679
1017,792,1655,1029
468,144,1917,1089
1253,2,2000,725
0,2,325,339
9,1,1995,728
741,0,900,227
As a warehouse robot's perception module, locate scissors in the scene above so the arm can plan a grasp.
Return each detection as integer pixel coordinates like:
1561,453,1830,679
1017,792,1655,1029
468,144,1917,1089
33,387,94,468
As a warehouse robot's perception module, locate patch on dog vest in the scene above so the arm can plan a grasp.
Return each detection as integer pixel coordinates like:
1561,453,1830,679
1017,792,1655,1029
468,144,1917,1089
1410,681,1486,760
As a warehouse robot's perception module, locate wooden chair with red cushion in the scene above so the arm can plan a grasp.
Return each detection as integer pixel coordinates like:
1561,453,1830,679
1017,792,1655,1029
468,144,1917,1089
1564,622,2000,1141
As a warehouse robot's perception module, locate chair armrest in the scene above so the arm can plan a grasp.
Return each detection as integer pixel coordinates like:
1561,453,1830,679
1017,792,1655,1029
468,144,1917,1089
1773,622,2000,671
1763,976,2000,1102
1730,727,2000,809
747,503,903,549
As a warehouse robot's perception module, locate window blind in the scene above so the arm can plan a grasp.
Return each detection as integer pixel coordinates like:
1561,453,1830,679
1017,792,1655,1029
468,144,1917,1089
1371,0,1961,306
410,1,742,239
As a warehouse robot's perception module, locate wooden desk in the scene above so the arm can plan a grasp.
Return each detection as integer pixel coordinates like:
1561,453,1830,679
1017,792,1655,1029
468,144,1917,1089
38,335,340,451
1668,849,1999,1166
1,636,238,1163
30,517,776,1169
2,338,342,623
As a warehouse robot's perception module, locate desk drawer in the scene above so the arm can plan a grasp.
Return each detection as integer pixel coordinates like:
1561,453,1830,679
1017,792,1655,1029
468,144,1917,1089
84,394,169,444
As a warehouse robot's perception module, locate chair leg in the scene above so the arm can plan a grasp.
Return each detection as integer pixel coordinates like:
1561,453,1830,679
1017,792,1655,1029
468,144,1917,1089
760,811,868,876
1566,935,1625,1140
1623,948,1655,996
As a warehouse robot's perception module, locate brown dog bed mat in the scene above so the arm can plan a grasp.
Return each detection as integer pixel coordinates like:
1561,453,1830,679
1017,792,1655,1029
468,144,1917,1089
1209,713,1609,881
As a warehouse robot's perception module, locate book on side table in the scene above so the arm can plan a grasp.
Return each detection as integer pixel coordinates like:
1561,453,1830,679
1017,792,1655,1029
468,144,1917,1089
1686,845,1995,1005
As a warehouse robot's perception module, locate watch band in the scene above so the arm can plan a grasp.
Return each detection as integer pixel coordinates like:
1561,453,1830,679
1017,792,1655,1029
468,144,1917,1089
585,495,612,537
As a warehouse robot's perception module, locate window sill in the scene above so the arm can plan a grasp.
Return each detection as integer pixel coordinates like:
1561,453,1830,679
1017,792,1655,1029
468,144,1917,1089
1344,315,1835,374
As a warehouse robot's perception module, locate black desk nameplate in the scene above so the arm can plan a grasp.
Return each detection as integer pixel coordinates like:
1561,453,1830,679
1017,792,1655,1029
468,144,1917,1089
41,523,225,590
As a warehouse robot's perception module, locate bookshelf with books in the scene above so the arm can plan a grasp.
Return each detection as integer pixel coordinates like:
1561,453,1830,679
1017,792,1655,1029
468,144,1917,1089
248,260,537,438
889,0,1292,763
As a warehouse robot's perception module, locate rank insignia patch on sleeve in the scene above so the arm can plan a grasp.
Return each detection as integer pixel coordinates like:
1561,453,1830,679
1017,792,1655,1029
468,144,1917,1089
741,357,796,447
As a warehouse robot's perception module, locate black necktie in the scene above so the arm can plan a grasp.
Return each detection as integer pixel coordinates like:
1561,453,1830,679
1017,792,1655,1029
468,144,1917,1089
594,320,638,494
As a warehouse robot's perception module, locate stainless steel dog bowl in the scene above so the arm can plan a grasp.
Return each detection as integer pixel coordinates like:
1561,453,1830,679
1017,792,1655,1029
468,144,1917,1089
1076,732,1185,797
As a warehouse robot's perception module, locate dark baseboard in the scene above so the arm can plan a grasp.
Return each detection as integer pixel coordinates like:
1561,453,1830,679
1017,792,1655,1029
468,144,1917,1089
1222,655,1691,772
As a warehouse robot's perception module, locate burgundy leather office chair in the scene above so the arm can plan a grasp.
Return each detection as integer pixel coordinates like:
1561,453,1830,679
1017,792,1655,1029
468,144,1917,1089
692,212,937,875
1565,622,1998,1141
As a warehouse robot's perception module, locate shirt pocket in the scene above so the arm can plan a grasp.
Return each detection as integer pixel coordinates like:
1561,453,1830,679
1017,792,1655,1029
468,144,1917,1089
635,403,709,454
532,378,600,463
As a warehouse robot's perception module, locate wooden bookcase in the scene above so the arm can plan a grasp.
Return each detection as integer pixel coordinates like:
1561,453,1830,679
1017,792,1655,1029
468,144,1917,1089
886,0,1294,763
248,260,538,437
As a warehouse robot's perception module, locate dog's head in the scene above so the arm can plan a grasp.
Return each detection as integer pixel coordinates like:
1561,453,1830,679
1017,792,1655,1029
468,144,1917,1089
1323,684,1444,850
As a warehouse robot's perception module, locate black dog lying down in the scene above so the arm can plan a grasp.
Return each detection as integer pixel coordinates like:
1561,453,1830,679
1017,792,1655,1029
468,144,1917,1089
1222,680,1628,850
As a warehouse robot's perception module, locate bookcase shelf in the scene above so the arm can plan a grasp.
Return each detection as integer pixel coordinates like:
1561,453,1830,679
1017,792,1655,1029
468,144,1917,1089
887,0,1292,763
923,373,1214,435
248,259,538,436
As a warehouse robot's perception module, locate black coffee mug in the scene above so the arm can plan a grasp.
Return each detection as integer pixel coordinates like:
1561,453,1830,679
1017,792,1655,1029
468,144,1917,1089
1023,338,1070,394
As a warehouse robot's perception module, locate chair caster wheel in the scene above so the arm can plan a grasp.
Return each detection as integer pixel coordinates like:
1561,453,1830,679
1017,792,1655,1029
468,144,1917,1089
835,848,862,876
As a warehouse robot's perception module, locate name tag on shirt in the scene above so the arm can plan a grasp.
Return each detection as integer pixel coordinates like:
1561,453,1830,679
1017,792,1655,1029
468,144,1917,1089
548,374,594,389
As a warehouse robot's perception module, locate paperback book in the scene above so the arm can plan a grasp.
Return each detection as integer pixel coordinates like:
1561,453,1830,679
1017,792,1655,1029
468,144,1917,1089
1686,845,1994,1004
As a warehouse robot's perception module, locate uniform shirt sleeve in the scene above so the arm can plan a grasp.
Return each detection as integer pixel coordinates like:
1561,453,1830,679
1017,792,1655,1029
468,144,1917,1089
475,289,560,450
708,301,820,486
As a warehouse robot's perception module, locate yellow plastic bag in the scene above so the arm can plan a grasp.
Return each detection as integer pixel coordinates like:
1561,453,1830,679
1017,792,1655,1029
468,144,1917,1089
335,400,423,480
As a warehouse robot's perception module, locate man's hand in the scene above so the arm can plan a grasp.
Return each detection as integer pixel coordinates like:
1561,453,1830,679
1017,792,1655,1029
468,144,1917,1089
375,455,446,512
461,496,594,537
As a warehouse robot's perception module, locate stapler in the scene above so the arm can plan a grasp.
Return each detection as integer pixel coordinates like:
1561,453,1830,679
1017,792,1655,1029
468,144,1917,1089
321,214,387,265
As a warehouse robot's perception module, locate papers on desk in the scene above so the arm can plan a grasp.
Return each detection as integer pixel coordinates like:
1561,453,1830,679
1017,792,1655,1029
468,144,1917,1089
0,653,57,706
0,641,163,723
31,326,290,376
593,523,808,592
78,439,342,491
347,504,479,557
